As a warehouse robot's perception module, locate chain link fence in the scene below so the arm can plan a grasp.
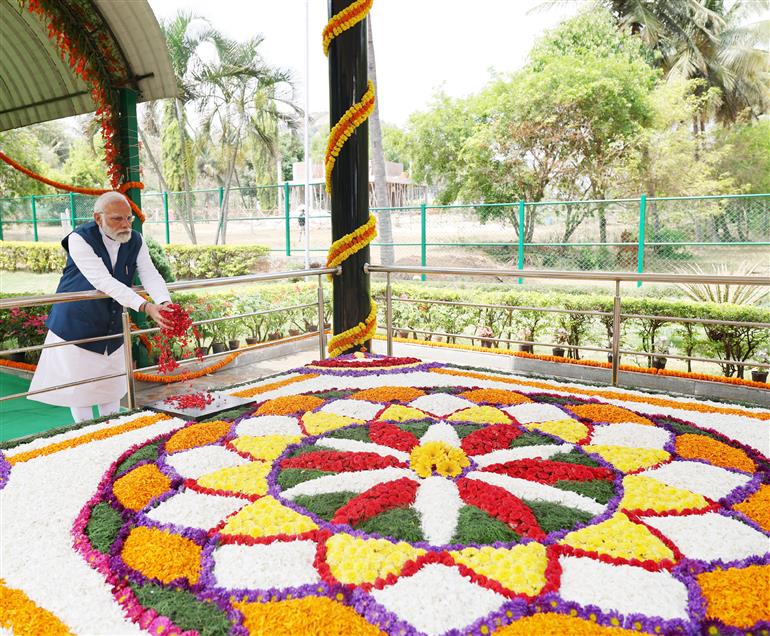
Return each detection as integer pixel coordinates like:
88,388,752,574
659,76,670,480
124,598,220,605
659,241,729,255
1,188,767,276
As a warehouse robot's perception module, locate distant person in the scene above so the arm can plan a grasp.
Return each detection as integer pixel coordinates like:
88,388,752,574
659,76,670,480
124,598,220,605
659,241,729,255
297,205,306,240
29,192,173,423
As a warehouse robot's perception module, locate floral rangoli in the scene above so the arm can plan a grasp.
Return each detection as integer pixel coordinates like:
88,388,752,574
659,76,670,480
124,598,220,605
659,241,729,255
1,354,768,635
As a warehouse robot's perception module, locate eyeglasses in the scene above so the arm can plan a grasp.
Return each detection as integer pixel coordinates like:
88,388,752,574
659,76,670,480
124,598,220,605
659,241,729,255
103,215,134,224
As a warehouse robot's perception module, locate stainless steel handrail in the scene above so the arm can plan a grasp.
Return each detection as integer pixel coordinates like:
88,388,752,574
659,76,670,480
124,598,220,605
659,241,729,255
365,264,770,286
1,267,340,408
369,264,769,386
0,267,340,310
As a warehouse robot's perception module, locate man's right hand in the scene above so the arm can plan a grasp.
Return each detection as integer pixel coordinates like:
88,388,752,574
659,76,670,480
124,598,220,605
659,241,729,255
144,302,173,330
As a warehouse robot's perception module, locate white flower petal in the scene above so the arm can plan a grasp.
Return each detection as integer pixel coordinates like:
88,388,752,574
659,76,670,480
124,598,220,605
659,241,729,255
212,540,320,589
639,461,751,500
145,490,248,531
419,421,462,447
408,394,476,417
473,444,572,468
318,437,410,461
559,555,689,620
235,415,302,437
280,467,416,499
164,446,248,480
503,403,568,424
589,423,671,449
413,477,463,545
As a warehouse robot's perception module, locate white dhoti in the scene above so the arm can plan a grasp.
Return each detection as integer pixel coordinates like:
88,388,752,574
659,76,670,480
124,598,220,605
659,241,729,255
28,331,127,407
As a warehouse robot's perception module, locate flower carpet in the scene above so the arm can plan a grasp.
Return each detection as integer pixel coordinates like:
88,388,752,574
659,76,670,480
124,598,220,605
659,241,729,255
1,354,769,636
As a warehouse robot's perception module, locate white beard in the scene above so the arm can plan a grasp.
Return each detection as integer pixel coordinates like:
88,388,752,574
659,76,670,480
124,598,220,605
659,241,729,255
103,227,132,244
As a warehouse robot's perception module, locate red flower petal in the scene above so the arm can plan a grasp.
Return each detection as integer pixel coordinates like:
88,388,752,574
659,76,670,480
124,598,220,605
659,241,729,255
457,478,546,540
369,421,420,452
331,477,419,526
281,450,407,472
461,424,522,456
482,459,614,484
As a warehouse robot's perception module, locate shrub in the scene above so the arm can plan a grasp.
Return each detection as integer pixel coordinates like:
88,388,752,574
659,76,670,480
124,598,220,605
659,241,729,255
164,244,270,279
0,242,66,273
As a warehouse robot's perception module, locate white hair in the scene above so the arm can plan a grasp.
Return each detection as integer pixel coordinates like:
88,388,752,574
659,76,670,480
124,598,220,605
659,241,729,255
94,191,130,215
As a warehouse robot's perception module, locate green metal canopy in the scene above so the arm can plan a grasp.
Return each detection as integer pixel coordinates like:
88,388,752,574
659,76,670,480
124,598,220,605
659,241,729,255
0,0,177,132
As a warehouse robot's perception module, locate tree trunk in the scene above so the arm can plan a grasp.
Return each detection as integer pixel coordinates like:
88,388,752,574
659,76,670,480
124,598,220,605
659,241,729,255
216,135,240,245
174,98,197,244
138,126,169,192
367,18,395,265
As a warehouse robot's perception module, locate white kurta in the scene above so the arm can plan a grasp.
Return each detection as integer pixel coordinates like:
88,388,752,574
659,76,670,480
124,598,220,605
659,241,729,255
28,229,171,407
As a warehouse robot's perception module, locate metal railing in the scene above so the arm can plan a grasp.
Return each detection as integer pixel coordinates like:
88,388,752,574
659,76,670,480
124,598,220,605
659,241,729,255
0,267,339,408
366,264,770,386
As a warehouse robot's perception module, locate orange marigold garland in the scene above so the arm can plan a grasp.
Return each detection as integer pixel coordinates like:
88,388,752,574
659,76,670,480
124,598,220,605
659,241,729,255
134,351,241,384
326,213,377,270
0,151,146,223
324,80,376,193
322,0,374,55
327,300,378,358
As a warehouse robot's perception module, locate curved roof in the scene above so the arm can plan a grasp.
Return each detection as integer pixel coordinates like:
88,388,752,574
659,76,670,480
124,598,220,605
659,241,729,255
0,0,177,132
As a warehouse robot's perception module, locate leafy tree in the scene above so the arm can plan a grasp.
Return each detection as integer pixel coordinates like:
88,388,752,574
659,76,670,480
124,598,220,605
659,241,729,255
714,118,770,194
57,139,108,188
602,0,770,126
0,129,49,197
381,123,411,170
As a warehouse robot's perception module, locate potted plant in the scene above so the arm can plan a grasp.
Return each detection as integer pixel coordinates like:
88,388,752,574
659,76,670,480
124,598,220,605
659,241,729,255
477,325,494,348
552,327,568,357
751,350,769,383
518,328,534,353
652,336,670,370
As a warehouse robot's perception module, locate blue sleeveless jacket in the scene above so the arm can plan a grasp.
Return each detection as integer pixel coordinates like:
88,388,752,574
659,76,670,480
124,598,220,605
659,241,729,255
46,221,142,354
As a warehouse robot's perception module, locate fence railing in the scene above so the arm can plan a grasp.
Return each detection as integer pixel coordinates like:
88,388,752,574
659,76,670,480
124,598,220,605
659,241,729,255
366,265,770,386
1,189,767,277
1,268,768,420
0,267,339,409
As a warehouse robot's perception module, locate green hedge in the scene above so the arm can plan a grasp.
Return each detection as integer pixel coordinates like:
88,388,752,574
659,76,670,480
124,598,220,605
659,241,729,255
0,241,270,279
0,241,67,273
2,282,768,379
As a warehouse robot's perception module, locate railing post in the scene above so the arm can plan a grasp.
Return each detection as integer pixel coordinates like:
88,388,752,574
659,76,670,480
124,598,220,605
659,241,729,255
317,274,326,359
386,271,393,356
637,195,646,288
163,191,170,245
69,192,77,230
611,280,621,386
121,308,136,410
31,196,38,242
517,200,525,284
284,181,291,256
420,203,427,281
0,202,3,240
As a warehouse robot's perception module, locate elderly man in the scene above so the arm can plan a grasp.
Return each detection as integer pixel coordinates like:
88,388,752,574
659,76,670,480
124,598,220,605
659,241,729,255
29,192,172,422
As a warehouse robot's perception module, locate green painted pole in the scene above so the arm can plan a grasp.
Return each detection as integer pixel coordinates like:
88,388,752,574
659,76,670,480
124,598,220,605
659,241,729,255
0,204,4,240
163,192,170,244
69,192,76,230
284,181,291,256
31,196,38,241
118,88,150,372
420,203,427,281
637,194,646,288
517,200,525,284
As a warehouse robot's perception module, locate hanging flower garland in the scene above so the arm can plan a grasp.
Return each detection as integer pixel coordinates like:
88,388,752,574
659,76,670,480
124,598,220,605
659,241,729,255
0,151,146,223
21,0,130,188
322,0,374,55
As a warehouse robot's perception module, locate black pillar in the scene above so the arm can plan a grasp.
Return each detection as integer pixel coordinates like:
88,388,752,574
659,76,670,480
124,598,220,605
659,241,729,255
328,0,371,352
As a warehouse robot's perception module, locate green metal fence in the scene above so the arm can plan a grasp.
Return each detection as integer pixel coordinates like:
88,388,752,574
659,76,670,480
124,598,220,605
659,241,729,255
0,187,767,277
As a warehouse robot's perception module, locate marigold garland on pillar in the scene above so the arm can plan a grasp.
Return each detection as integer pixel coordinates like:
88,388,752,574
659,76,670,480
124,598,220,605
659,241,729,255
324,0,378,357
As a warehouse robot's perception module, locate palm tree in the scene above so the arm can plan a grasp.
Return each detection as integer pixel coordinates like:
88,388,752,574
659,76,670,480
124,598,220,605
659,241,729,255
159,11,222,243
604,0,769,126
196,36,297,244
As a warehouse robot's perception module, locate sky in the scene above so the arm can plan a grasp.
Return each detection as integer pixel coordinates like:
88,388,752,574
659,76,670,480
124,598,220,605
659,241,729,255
147,0,581,126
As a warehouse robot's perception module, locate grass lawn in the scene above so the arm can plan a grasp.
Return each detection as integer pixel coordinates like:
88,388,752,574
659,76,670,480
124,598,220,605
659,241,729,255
1,271,61,294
